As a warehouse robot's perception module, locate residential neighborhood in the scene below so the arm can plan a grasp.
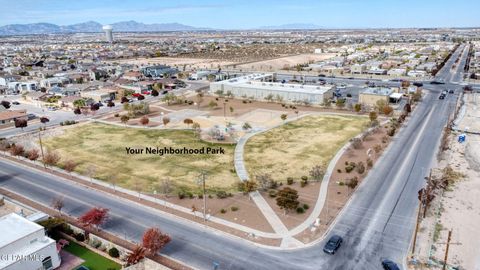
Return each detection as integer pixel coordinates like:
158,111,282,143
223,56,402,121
0,1,479,270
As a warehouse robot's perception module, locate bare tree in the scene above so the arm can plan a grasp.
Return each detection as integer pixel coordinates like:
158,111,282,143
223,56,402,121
85,164,96,185
51,196,65,215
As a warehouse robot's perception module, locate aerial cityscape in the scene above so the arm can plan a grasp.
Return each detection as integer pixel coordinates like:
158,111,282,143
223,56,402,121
0,1,479,270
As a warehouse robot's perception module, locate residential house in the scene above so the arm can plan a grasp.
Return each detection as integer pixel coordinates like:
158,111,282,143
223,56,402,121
0,213,61,270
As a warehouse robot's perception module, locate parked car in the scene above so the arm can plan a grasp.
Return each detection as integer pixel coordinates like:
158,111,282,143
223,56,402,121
439,94,446,100
12,101,20,105
132,93,142,97
381,259,400,270
323,235,343,254
448,89,455,94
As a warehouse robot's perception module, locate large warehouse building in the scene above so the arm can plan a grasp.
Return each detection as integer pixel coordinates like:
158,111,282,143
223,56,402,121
210,74,335,104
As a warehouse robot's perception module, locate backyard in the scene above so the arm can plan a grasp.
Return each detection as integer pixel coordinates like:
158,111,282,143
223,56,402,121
244,115,370,183
64,242,121,270
42,123,237,193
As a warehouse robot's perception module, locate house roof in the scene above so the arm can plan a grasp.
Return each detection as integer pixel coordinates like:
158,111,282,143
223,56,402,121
0,110,27,121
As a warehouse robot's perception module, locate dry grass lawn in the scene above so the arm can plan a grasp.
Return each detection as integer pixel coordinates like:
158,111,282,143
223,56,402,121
244,115,369,182
42,123,237,193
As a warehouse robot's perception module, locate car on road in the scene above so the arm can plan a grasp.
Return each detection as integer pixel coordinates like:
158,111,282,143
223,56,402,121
381,259,400,270
132,93,142,98
439,94,446,100
323,235,343,254
413,82,423,87
431,79,445,85
448,89,455,94
12,101,20,105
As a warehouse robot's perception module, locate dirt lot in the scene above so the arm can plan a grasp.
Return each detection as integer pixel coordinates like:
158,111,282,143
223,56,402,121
413,132,480,270
455,92,480,133
111,57,236,70
235,53,335,71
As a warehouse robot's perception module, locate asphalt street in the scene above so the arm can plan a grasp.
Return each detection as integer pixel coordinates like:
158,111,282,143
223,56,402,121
0,45,469,270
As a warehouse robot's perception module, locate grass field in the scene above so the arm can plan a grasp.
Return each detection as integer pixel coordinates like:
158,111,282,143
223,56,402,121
63,242,121,270
244,115,369,182
43,123,237,193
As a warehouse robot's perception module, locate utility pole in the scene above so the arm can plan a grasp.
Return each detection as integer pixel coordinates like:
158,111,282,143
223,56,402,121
443,230,452,270
423,169,432,218
38,128,46,168
412,197,422,254
197,171,208,222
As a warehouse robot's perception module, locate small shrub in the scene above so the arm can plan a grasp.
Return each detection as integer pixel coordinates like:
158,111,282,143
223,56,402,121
177,192,185,199
75,233,85,242
269,190,277,198
303,204,309,210
231,206,239,212
208,194,213,199
197,194,203,199
300,180,307,188
345,161,349,165
114,113,119,117
296,207,305,214
301,176,308,181
287,177,294,185
339,181,345,186
337,169,342,173
108,247,120,258
220,208,227,214
374,144,382,153
216,191,228,199
387,127,396,137
345,165,354,173
356,162,366,174
186,192,194,199
351,138,363,149
367,158,373,168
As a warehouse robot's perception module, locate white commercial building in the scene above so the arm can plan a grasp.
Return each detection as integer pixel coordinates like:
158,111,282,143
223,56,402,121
210,74,335,104
0,213,61,270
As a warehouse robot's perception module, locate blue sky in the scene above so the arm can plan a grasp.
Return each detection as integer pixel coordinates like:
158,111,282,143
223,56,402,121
0,0,478,28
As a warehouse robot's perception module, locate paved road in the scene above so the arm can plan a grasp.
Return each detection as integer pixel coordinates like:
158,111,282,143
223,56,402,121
0,45,468,270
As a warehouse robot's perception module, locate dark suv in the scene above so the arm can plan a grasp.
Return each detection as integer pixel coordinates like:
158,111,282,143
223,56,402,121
382,259,400,270
323,235,343,254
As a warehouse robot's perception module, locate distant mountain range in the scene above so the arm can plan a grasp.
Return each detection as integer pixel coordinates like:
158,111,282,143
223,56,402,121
0,20,327,35
258,23,323,30
0,20,208,35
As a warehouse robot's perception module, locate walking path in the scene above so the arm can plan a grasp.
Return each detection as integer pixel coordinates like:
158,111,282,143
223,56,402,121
232,112,367,247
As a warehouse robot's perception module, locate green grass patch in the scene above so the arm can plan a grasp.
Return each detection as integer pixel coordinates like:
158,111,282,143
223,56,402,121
43,123,237,193
64,242,120,270
244,115,369,182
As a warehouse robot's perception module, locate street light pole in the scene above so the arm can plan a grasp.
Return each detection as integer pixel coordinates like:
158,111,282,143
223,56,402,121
197,171,208,222
38,128,46,168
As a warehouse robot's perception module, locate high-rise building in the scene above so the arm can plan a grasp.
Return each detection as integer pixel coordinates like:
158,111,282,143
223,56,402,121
102,25,113,43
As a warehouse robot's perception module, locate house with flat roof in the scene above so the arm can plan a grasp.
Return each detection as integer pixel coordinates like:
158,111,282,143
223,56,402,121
0,213,61,270
359,87,394,107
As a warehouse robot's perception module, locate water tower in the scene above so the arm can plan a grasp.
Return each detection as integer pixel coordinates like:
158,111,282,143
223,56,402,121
102,25,113,43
